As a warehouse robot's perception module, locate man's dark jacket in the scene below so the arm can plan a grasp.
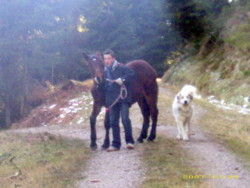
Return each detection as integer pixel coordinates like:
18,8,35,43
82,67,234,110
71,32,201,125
103,61,135,107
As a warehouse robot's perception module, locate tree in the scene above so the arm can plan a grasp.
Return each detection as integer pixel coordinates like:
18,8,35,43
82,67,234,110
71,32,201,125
166,0,229,43
0,0,90,126
78,0,176,74
0,0,179,126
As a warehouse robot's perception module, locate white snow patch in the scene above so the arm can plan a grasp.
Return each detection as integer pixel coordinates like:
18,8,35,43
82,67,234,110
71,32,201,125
49,104,56,109
244,97,250,103
207,95,250,115
77,118,84,124
60,114,65,119
41,123,47,127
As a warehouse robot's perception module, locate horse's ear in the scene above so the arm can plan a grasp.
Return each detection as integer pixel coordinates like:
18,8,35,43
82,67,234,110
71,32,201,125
82,52,90,61
95,51,103,60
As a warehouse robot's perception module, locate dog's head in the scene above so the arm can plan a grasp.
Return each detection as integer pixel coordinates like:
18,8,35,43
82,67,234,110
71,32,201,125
177,92,193,106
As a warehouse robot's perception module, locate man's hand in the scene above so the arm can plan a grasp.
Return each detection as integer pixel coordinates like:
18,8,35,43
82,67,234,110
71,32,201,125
115,78,123,85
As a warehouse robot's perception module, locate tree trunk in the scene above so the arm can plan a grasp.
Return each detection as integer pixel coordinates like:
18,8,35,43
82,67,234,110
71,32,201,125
4,95,11,127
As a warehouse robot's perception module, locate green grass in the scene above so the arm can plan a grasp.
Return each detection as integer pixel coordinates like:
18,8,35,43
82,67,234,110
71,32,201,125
243,70,250,77
225,23,250,51
0,132,90,188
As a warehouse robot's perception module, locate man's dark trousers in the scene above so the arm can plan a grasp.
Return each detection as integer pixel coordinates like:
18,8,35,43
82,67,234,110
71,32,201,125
109,102,134,149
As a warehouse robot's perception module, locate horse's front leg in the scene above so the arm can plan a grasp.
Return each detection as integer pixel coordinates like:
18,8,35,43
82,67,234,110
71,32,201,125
90,103,101,150
102,111,110,149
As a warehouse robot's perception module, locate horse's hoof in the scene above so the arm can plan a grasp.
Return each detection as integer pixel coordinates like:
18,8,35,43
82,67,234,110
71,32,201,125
90,143,98,150
147,138,154,142
101,144,110,150
137,138,144,143
147,136,156,142
142,135,148,139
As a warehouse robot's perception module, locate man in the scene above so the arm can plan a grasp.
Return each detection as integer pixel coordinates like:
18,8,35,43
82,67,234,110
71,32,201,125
102,49,135,151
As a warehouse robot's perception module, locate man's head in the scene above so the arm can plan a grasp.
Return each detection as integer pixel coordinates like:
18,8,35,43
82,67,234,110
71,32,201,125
103,49,115,67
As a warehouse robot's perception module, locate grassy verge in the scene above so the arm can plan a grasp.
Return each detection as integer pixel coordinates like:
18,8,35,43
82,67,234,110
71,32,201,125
196,100,250,169
140,82,207,188
162,47,250,106
140,136,207,188
0,131,90,188
157,82,178,127
161,82,250,169
225,23,250,51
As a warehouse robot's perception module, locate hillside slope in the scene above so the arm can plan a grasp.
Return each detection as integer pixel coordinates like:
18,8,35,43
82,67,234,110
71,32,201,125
163,7,250,107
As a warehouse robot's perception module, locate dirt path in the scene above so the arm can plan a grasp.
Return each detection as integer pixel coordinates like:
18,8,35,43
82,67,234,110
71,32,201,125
7,84,250,188
9,107,145,188
159,85,250,188
77,109,145,188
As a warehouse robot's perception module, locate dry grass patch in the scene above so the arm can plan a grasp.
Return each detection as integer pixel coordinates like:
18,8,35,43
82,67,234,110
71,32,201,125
140,83,207,187
0,132,91,188
140,136,207,188
196,100,250,169
160,82,250,169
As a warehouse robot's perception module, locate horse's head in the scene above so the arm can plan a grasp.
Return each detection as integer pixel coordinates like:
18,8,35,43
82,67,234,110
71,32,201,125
83,52,104,81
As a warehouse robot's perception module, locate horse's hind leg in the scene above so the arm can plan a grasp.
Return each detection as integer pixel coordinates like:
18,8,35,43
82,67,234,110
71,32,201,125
102,111,110,149
145,86,158,142
137,97,150,143
90,103,101,150
147,100,158,141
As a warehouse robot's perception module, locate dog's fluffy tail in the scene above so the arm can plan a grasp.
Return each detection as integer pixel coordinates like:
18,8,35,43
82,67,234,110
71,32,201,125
180,85,201,99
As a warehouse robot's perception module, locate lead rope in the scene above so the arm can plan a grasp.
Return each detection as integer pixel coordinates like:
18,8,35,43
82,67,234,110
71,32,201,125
105,79,128,112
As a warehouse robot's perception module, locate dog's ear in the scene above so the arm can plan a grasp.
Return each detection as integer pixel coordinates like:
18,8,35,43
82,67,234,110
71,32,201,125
177,93,181,101
188,94,193,100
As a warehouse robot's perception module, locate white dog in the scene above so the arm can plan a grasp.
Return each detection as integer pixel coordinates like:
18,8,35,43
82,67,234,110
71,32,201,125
172,85,198,141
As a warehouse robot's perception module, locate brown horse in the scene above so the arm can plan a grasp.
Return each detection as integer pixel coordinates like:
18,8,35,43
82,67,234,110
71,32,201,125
83,53,158,149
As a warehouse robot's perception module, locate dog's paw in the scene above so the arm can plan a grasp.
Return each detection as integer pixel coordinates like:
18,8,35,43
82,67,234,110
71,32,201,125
176,135,182,140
